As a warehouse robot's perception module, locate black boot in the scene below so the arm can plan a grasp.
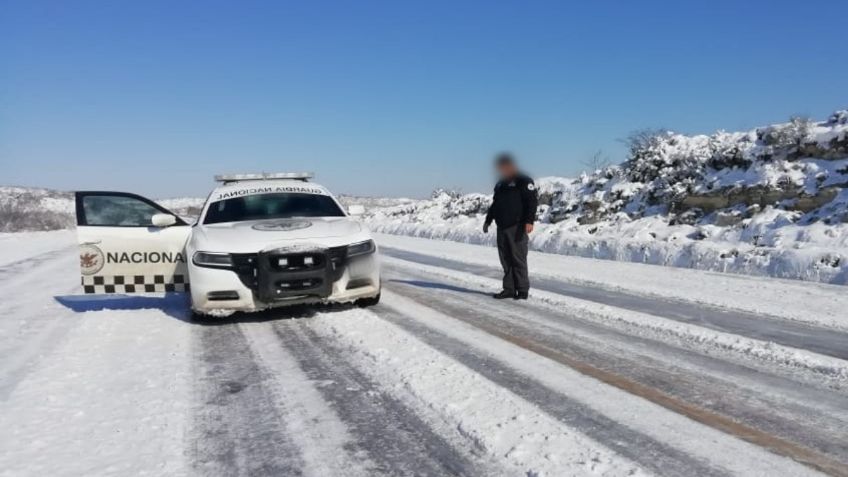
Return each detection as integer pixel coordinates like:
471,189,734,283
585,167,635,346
492,290,516,299
515,291,529,300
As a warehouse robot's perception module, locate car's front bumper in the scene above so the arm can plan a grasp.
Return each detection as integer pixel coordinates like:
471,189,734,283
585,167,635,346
188,254,380,314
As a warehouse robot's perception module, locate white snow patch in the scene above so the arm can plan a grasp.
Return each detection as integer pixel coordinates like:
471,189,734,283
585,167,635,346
0,309,192,476
0,230,74,266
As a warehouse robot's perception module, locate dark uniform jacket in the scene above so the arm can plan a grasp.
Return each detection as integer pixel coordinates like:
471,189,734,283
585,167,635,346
484,174,538,229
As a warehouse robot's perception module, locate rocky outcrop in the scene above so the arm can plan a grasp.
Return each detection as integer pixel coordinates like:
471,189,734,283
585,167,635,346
679,186,840,214
793,139,848,161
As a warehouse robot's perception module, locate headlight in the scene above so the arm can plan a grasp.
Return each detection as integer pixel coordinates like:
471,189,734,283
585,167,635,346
193,251,233,268
347,239,376,258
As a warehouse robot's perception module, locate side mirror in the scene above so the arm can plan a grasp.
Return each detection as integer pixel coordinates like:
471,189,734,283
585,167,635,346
348,205,366,216
151,213,177,227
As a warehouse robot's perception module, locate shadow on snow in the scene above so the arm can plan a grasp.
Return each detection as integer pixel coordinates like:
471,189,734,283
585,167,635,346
53,278,480,325
52,292,352,325
387,279,491,297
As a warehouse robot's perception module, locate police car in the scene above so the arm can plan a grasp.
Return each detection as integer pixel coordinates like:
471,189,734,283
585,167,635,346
75,173,381,317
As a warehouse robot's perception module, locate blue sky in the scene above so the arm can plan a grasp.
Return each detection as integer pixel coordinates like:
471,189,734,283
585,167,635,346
2,0,846,198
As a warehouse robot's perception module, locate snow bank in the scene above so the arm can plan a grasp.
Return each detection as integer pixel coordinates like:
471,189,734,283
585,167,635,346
367,110,848,284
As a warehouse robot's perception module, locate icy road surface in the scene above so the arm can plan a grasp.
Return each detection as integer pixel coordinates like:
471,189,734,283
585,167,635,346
1,230,847,476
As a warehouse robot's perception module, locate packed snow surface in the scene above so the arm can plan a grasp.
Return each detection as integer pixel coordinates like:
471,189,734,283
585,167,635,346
1,230,846,476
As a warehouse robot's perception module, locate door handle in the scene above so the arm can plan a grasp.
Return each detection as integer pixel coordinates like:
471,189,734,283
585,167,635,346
81,240,102,245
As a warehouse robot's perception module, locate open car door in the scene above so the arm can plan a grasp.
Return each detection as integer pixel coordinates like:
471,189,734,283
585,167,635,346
75,191,192,294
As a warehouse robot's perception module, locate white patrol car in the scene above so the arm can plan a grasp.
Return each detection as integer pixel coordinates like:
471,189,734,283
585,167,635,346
75,173,381,317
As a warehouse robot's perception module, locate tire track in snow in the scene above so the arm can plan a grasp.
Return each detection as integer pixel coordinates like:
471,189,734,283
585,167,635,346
271,321,484,477
382,271,848,458
382,257,848,400
368,304,728,477
0,251,83,400
0,246,74,283
379,281,848,476
392,268,848,410
239,318,376,477
0,250,78,316
386,278,848,467
381,246,848,360
383,255,848,386
189,323,305,476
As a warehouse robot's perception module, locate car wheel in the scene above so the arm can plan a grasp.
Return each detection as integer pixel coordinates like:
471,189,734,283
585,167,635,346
189,310,208,323
355,293,381,308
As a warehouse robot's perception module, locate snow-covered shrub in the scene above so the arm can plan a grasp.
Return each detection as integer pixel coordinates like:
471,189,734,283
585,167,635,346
757,116,813,151
828,110,848,126
0,187,76,232
0,203,75,232
368,109,848,284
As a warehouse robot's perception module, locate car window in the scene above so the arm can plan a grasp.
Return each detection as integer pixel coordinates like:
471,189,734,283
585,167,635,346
204,193,345,224
82,195,164,226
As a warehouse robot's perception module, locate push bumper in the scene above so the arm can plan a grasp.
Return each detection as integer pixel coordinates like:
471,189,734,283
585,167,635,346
188,251,380,314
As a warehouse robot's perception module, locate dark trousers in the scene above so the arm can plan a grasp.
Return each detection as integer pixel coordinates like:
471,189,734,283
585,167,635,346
496,225,529,293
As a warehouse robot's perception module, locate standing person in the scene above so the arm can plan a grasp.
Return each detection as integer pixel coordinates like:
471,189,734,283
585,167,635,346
483,153,538,300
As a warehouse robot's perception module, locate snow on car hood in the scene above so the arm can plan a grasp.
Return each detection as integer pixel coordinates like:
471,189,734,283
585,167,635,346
192,217,365,252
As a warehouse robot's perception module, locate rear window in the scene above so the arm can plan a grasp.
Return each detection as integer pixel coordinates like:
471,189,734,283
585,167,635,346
203,193,345,224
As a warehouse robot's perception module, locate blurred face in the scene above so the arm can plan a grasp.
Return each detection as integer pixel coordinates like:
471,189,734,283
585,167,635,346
496,161,517,179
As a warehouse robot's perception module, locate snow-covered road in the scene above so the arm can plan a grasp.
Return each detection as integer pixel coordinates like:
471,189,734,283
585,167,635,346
1,231,847,476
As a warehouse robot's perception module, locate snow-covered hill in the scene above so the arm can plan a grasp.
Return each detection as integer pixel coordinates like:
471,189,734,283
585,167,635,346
369,110,848,284
0,186,417,233
0,187,207,232
338,194,419,210
0,187,76,232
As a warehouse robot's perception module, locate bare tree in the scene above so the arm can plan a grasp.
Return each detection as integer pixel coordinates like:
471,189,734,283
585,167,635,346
621,128,669,157
431,187,463,199
580,150,611,173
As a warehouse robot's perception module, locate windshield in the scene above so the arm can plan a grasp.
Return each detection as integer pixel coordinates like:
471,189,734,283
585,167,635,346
203,193,346,224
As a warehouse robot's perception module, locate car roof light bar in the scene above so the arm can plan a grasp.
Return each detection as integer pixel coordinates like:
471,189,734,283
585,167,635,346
214,172,314,183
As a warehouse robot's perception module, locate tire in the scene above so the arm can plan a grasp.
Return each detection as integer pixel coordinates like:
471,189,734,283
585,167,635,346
189,310,209,323
355,293,381,308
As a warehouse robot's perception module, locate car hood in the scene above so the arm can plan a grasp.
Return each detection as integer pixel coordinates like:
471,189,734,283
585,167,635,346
192,217,365,252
